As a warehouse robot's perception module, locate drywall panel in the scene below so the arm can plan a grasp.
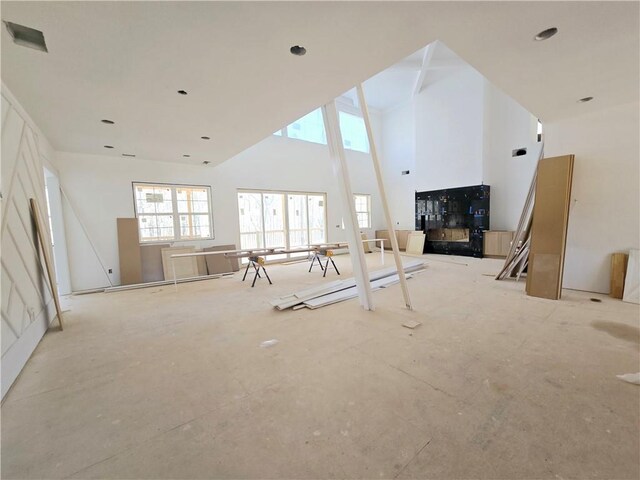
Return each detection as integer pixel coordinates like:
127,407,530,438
1,87,59,398
161,247,198,280
203,245,240,274
544,102,640,293
140,243,170,283
526,155,574,300
117,218,142,285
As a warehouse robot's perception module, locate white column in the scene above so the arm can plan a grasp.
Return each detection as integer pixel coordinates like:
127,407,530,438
357,84,413,310
322,101,375,311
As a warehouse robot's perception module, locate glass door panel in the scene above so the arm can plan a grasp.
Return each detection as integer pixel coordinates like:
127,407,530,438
308,195,326,245
263,193,287,261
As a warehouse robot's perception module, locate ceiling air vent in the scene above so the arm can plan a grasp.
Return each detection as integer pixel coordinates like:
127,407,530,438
3,21,48,52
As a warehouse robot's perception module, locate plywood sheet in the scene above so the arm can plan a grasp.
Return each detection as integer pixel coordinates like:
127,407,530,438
140,243,170,283
526,155,574,300
117,218,142,285
610,252,628,299
622,249,639,304
361,233,372,253
161,247,198,280
406,232,426,255
203,245,240,274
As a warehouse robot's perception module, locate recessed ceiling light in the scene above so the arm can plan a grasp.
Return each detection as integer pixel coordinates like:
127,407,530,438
122,153,136,157
290,45,306,56
183,154,191,157
3,21,48,52
104,145,114,149
177,90,188,95
578,96,594,103
101,119,115,124
201,136,211,140
534,27,558,41
203,161,211,165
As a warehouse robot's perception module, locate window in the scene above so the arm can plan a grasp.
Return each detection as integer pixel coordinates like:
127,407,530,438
237,190,326,260
133,182,213,242
275,106,370,153
354,194,371,229
286,109,326,145
339,111,369,153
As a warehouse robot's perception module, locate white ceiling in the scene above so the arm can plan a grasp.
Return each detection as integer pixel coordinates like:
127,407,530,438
1,2,638,167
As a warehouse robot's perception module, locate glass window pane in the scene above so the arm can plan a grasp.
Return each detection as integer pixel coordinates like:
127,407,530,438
287,109,327,145
135,185,173,214
339,112,369,153
288,194,309,247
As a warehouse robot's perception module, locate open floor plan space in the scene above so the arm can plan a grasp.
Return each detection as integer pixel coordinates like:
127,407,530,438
2,255,638,479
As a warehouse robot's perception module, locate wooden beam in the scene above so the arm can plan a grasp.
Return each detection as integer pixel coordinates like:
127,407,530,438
413,41,437,96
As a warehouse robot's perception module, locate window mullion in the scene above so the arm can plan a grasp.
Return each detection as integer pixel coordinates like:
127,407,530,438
171,187,180,240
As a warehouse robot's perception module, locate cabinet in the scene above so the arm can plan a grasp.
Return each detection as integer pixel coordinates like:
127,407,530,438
483,231,515,258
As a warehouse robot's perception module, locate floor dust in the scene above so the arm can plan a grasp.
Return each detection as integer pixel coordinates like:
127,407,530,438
591,320,640,344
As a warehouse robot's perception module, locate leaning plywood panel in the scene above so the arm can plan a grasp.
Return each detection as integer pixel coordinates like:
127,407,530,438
140,243,170,282
610,252,629,299
406,232,426,255
203,245,240,274
526,155,574,300
117,218,142,285
161,247,198,280
622,249,639,304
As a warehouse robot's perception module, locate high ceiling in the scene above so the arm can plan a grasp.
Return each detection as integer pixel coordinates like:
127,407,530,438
1,1,638,167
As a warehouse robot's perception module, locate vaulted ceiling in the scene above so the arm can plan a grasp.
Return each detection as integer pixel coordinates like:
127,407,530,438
2,1,638,166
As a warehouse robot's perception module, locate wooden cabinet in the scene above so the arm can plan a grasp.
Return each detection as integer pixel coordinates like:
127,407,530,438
483,231,515,258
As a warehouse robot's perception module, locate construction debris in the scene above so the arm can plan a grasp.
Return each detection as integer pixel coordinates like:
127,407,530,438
271,260,426,311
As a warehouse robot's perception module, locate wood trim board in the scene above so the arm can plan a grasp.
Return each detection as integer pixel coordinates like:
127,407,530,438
117,218,142,285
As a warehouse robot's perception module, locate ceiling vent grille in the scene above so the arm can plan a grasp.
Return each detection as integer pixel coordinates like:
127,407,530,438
3,21,48,52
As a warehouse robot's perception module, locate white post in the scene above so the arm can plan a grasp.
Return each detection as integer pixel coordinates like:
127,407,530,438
322,102,375,311
357,84,413,310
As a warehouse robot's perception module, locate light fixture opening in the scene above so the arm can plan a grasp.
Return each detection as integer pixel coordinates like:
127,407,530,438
101,119,115,124
4,21,48,52
203,161,211,165
578,96,594,103
183,154,191,158
177,90,188,95
104,145,114,149
290,45,306,56
201,136,211,140
122,153,136,157
534,27,558,41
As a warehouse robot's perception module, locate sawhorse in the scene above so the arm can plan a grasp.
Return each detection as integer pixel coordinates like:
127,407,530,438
242,256,272,287
309,249,340,278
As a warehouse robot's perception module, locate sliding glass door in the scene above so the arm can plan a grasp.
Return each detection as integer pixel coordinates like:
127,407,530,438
237,190,326,260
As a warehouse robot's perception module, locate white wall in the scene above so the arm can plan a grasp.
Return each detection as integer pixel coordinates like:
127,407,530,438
1,85,60,398
544,101,640,294
381,101,415,229
482,80,540,231
414,66,485,191
56,131,384,292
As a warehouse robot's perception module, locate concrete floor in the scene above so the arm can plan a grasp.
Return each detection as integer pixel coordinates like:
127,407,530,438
2,253,639,479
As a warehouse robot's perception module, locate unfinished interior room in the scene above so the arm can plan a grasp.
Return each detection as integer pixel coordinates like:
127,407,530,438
1,1,639,479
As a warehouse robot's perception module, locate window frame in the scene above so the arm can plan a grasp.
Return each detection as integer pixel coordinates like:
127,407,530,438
132,181,214,243
353,193,372,229
237,188,328,260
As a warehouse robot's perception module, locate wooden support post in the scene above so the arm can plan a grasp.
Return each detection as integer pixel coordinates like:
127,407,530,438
357,84,413,310
321,102,375,311
29,198,64,330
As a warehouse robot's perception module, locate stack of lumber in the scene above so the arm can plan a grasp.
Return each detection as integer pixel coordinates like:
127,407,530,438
271,260,425,310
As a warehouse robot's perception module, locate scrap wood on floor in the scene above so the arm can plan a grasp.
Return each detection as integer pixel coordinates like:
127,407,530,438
271,260,426,310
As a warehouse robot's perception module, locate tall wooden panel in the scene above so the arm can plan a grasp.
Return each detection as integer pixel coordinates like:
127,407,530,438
610,252,629,299
526,155,575,300
117,218,142,285
140,243,170,283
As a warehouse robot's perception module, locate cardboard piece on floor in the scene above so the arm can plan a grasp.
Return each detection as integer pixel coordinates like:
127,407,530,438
622,249,639,304
117,218,142,285
525,154,574,300
402,319,422,329
161,246,198,280
361,233,372,253
406,232,425,255
610,252,629,299
140,243,170,282
30,198,64,330
203,244,240,274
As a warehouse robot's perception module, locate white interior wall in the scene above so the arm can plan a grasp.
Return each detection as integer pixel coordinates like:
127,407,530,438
414,66,485,192
482,80,541,231
544,101,640,294
56,123,384,292
1,85,60,398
